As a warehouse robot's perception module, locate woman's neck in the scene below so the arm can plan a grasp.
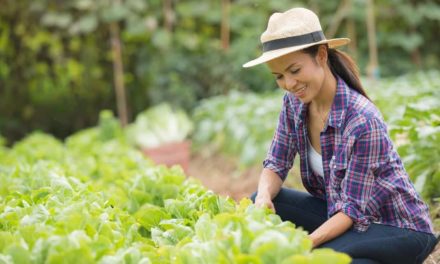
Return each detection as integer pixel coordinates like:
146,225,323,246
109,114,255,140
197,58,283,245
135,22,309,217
312,70,337,113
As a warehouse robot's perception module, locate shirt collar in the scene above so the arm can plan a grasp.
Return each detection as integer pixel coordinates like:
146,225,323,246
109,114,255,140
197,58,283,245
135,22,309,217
328,76,350,128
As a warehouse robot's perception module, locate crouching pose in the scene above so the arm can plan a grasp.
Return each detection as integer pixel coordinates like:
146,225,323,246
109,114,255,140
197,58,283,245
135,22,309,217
243,7,438,264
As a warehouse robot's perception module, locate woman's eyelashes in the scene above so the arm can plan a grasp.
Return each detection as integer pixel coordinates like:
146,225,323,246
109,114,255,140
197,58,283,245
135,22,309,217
274,68,300,80
290,68,300,74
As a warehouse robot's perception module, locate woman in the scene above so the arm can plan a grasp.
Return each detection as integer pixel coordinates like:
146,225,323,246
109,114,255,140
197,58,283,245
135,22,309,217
243,7,438,264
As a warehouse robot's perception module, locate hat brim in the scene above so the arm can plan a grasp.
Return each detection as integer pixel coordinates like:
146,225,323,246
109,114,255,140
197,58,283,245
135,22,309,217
242,38,350,68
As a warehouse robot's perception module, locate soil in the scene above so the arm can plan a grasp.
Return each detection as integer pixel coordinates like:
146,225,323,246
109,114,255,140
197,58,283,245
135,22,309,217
187,151,261,201
187,152,440,264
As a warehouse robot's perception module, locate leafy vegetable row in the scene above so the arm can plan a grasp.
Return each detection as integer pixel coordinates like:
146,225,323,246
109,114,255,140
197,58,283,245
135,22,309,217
0,126,349,263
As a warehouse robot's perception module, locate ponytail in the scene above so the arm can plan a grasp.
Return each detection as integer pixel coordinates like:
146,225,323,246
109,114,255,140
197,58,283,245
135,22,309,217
303,45,371,101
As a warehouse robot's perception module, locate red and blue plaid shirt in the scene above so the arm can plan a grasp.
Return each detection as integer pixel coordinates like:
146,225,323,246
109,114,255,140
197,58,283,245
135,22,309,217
263,77,434,234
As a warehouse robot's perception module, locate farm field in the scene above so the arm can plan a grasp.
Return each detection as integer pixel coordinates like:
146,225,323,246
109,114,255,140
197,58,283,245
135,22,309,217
0,131,351,263
1,71,439,263
1,1,439,262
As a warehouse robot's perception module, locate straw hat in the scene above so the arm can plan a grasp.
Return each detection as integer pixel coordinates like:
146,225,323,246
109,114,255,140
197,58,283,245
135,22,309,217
243,7,350,68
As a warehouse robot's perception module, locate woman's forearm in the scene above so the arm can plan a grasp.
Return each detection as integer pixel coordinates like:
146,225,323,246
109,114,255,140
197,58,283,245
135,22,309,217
309,212,353,247
257,168,283,199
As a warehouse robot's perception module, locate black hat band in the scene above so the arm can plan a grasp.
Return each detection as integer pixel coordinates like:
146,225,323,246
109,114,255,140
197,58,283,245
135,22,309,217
262,30,325,52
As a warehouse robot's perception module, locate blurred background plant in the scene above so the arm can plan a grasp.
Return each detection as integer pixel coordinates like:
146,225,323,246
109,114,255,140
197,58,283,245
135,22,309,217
367,71,440,201
0,0,439,215
1,0,439,142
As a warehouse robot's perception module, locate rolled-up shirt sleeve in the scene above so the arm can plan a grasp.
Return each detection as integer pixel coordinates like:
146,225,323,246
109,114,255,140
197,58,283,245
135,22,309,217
329,118,391,232
263,94,297,181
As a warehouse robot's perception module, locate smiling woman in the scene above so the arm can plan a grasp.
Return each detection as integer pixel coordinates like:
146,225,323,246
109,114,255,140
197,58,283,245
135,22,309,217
243,7,438,264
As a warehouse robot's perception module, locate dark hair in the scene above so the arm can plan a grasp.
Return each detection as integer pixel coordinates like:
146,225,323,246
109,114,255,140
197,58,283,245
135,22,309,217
302,44,371,100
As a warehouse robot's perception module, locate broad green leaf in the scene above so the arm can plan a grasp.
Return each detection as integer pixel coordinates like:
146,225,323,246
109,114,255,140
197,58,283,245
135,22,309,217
135,204,171,231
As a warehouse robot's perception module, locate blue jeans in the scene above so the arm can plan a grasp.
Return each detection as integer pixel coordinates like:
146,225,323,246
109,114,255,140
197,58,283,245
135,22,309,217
251,188,438,264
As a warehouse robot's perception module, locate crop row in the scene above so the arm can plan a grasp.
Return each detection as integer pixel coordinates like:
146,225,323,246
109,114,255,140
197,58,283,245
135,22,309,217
0,128,349,263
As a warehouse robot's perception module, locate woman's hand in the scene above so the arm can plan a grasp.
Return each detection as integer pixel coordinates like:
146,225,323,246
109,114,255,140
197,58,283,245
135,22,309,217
254,168,283,212
308,233,319,248
308,212,353,248
255,192,276,212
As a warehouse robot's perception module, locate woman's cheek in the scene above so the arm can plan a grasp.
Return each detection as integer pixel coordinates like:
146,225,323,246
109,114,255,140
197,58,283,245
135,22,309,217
277,80,285,90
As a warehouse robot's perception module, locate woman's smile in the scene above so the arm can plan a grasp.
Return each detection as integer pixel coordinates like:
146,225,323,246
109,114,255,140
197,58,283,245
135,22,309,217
294,85,307,98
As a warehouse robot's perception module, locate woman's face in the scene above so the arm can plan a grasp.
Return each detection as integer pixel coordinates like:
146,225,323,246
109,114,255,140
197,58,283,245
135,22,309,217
266,48,326,103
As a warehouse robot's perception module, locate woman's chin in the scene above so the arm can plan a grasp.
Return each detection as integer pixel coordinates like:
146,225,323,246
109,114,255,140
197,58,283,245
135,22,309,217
294,94,312,103
291,88,312,103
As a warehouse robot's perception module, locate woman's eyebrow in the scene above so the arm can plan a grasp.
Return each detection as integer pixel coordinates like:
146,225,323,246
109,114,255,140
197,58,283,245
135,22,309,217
271,62,298,74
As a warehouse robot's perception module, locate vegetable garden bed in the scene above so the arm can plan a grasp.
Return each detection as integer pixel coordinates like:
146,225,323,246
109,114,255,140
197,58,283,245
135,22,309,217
0,132,350,263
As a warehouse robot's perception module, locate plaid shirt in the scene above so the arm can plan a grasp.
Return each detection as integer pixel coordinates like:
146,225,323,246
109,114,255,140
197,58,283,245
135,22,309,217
263,77,434,234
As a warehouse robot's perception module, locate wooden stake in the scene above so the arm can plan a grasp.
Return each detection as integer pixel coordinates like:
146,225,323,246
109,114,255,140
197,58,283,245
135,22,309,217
366,0,379,79
410,27,421,68
163,0,173,32
110,22,128,127
327,0,350,39
346,0,358,61
221,0,230,51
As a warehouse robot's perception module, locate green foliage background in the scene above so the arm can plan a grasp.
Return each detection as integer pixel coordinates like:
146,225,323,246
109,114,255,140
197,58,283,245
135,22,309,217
1,0,439,142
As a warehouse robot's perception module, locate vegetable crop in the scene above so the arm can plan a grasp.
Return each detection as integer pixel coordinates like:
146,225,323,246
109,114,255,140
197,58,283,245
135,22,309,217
126,103,193,149
367,70,440,200
0,128,350,263
193,90,283,166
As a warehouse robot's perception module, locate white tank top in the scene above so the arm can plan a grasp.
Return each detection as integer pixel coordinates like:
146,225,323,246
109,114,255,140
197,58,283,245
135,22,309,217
307,137,324,177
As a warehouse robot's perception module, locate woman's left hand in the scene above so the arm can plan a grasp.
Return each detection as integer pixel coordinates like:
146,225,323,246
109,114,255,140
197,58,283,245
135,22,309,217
308,234,319,248
308,212,353,248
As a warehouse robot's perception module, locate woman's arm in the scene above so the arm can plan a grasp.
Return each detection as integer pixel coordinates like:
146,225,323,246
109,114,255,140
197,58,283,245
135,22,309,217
255,168,353,246
309,212,353,247
256,94,296,211
254,168,283,212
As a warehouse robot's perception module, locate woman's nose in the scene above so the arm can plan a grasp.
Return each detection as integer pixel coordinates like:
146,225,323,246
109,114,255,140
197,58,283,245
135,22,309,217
285,76,297,90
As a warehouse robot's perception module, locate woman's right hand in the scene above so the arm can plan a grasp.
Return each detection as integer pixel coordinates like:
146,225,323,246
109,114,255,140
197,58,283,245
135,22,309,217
254,192,276,213
254,168,283,213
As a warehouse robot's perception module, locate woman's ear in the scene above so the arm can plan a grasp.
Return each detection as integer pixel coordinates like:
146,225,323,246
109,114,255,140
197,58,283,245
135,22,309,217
316,45,328,66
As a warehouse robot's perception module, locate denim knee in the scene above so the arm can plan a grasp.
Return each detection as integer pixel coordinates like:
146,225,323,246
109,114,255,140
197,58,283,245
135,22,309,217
250,191,257,203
